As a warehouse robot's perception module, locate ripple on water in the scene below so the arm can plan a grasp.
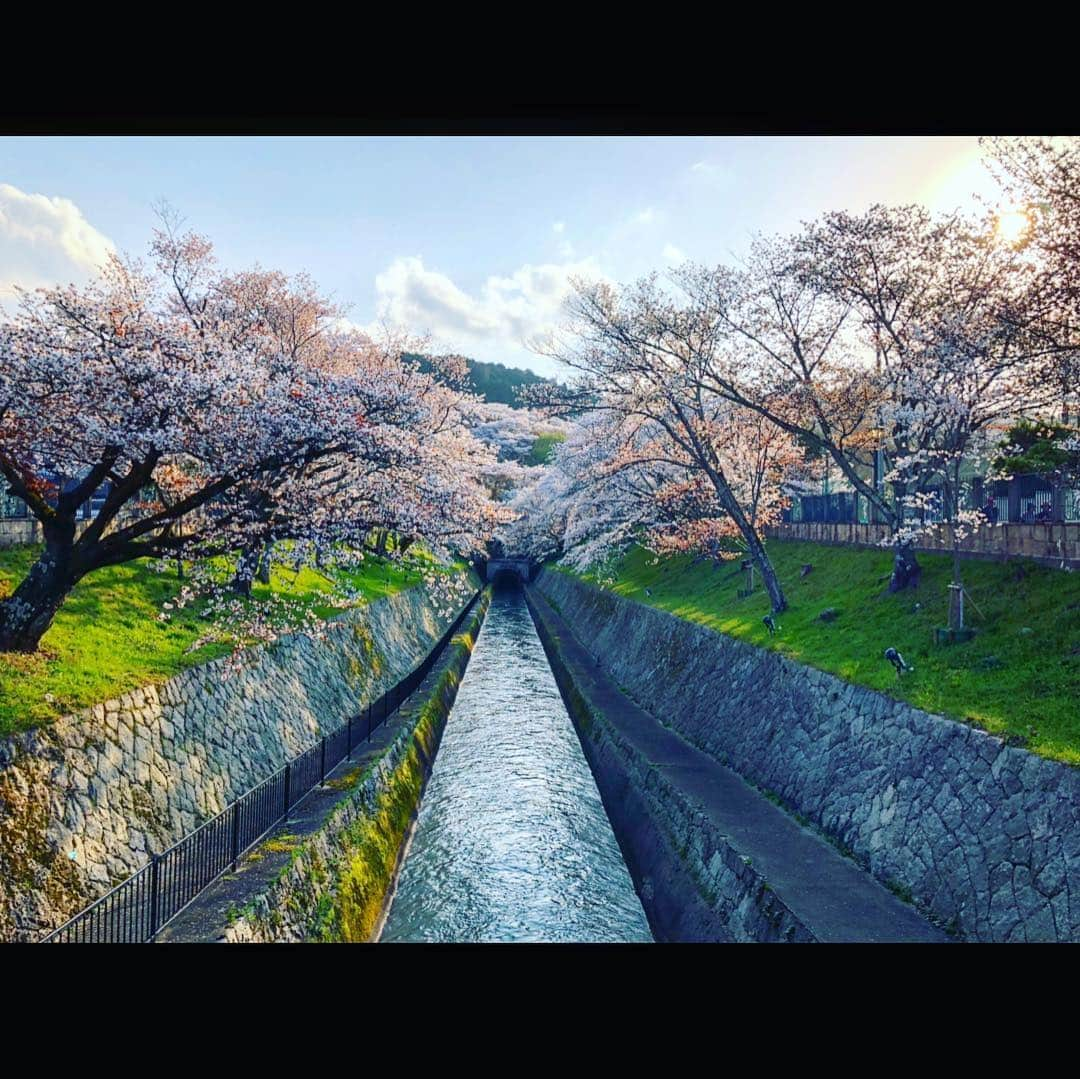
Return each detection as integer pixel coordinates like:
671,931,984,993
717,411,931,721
380,587,652,943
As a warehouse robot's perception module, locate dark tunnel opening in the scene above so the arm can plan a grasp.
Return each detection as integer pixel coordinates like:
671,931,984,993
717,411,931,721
491,569,524,592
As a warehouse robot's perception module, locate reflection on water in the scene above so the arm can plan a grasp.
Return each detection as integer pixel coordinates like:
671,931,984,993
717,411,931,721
381,585,652,943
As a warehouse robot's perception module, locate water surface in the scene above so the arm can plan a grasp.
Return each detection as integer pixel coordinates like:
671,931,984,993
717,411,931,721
381,585,652,943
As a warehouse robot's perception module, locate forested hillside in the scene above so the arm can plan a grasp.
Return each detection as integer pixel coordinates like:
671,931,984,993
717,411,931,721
407,353,551,407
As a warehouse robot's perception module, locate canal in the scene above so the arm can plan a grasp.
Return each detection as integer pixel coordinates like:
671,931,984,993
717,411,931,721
380,582,652,943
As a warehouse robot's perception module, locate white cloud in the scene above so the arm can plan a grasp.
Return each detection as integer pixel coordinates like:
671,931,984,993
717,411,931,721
366,254,606,367
633,208,655,224
553,221,565,233
662,243,686,263
0,183,115,303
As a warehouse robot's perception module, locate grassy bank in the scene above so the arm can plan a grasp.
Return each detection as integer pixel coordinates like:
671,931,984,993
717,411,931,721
0,546,441,736
565,541,1080,765
527,432,567,466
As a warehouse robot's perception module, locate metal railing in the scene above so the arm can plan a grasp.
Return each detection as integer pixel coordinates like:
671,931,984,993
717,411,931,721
41,591,480,943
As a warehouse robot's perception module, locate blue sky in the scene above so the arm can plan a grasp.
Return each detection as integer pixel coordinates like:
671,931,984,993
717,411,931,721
0,136,1005,377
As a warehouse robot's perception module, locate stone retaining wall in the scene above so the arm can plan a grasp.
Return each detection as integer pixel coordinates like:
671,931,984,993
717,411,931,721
0,579,474,942
535,570,1080,942
0,519,37,548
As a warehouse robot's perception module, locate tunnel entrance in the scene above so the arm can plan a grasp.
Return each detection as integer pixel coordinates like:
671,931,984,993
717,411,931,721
491,569,524,591
485,558,532,585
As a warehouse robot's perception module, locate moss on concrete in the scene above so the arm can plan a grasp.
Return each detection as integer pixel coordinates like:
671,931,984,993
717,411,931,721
322,624,479,943
348,622,383,687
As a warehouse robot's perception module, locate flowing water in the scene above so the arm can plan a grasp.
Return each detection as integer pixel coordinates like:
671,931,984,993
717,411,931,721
381,583,652,943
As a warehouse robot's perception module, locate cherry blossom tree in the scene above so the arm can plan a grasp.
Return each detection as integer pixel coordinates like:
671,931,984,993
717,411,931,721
497,396,804,591
672,239,881,513
497,454,575,565
851,214,1058,628
528,203,1058,613
197,240,347,590
530,284,805,612
470,402,543,462
467,401,573,509
521,413,675,571
981,136,1080,423
527,240,896,595
0,227,500,653
659,219,941,590
732,203,1060,620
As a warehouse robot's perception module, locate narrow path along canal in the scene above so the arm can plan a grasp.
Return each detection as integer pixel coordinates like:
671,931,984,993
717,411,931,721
380,582,652,943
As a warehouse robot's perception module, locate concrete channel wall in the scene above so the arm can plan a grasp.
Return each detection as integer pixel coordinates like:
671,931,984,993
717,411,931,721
526,587,819,941
0,578,474,942
533,570,1080,943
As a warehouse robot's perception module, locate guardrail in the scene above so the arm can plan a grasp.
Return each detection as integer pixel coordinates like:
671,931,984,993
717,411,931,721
41,591,481,943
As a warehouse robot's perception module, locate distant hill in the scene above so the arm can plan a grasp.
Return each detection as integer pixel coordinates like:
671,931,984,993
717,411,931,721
406,353,551,408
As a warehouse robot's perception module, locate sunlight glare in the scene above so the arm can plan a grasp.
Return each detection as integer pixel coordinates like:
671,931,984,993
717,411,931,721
996,207,1031,246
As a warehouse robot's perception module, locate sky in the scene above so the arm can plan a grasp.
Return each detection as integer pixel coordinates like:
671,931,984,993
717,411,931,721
0,135,1008,378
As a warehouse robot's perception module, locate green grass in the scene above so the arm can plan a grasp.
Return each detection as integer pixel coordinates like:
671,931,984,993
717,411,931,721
526,433,566,466
0,546,449,737
565,541,1080,765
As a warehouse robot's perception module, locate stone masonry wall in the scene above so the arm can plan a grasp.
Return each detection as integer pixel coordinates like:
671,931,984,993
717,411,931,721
536,570,1080,942
0,579,474,942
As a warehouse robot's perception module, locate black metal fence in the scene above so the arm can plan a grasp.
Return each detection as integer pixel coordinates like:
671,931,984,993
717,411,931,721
41,591,481,944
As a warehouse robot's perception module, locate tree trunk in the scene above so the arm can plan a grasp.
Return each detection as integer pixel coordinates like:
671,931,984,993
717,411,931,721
743,523,787,613
231,544,261,597
887,474,921,591
0,547,79,652
700,460,787,613
256,542,273,585
888,540,922,592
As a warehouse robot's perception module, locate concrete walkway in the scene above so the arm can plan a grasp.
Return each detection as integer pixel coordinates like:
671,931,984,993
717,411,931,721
528,588,947,943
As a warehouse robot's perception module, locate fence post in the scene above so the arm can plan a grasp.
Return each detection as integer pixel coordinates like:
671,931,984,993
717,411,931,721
367,701,372,741
348,715,353,759
283,762,291,817
149,852,161,940
1008,477,1021,523
231,801,241,871
320,736,326,784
